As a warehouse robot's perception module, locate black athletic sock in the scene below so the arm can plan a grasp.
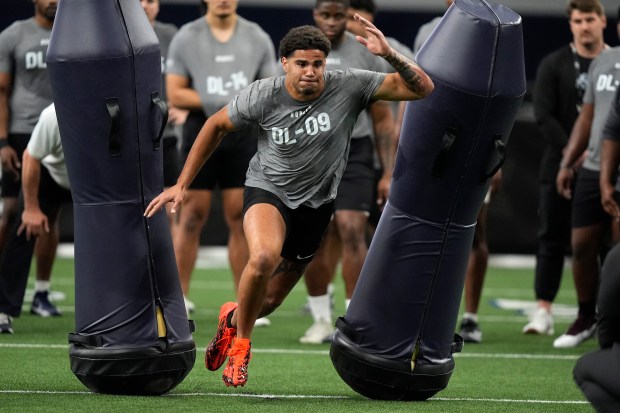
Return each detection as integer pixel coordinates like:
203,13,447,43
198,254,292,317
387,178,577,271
226,310,235,328
578,301,596,319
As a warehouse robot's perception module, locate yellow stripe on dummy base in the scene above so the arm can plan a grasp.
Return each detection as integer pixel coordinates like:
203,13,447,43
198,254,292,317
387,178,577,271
156,306,167,338
411,341,420,371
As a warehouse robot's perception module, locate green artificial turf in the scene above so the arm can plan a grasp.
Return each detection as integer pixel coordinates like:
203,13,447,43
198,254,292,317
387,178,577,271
0,257,596,412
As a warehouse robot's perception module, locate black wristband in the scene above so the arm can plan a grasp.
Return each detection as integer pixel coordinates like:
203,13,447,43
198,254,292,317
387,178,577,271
0,139,8,149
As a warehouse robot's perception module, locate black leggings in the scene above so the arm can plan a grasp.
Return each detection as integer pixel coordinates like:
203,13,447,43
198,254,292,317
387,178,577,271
534,182,572,302
0,167,71,316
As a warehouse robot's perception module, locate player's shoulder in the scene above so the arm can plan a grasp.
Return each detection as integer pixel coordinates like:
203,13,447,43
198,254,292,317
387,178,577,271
0,18,35,39
541,46,571,65
251,76,283,96
154,21,178,37
418,16,442,32
595,46,620,62
236,16,271,39
177,17,205,36
325,68,372,84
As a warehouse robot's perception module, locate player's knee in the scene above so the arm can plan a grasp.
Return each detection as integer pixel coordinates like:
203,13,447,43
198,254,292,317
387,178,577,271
179,209,208,233
337,223,365,247
225,217,245,236
247,250,280,276
223,209,243,228
571,238,597,262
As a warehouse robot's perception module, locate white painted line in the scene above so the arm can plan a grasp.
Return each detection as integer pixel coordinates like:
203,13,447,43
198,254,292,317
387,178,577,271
455,353,579,360
431,397,588,404
0,389,588,404
57,244,546,270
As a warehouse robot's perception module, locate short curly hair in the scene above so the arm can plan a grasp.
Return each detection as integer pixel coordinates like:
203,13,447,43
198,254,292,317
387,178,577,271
278,25,332,59
350,0,376,15
566,0,604,17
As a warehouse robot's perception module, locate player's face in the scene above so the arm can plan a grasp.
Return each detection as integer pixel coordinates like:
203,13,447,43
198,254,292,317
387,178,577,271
569,10,606,49
282,49,326,101
205,0,238,19
34,0,58,22
140,0,159,24
346,7,373,37
313,2,348,43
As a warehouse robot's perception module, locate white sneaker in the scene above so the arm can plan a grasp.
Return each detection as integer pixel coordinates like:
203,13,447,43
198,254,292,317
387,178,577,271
299,319,334,344
522,308,554,335
183,296,195,315
254,317,271,327
553,316,596,349
0,312,13,334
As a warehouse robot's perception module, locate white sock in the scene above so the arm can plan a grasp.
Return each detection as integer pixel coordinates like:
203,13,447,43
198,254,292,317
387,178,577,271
35,280,50,293
308,294,331,323
327,283,335,295
463,312,478,323
345,299,351,310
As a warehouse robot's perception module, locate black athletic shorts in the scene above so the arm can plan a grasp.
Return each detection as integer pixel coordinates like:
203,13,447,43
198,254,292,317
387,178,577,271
182,111,257,190
162,136,180,187
243,186,334,263
572,167,610,228
335,136,375,212
1,133,30,198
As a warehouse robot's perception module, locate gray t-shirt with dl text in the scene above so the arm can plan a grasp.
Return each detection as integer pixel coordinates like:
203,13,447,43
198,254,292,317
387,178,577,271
582,46,620,171
227,69,386,209
0,18,53,134
166,16,277,117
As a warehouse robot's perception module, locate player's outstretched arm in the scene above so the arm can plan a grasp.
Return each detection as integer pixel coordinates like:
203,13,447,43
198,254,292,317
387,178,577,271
352,14,433,102
144,106,235,218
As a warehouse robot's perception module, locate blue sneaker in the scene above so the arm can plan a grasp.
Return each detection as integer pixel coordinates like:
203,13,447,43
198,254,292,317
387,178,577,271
30,291,61,317
0,312,13,334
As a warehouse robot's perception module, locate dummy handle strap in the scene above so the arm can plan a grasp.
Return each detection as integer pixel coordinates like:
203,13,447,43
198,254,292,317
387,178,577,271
68,332,103,348
151,92,168,150
480,134,506,183
106,98,121,156
432,127,458,178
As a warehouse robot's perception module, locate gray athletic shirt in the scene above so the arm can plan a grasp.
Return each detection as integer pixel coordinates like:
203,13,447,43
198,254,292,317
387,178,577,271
153,20,177,103
582,47,620,171
166,16,277,117
227,69,386,209
326,32,385,139
0,18,53,134
413,16,442,55
153,20,177,138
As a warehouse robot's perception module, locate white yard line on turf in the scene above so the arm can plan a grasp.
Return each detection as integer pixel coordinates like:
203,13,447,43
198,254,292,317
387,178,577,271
0,389,588,404
0,343,581,360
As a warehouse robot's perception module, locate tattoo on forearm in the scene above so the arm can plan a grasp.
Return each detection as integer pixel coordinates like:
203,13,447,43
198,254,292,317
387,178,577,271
384,48,427,95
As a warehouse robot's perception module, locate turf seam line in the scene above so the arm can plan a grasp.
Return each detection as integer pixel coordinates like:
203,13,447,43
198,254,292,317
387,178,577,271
0,343,582,360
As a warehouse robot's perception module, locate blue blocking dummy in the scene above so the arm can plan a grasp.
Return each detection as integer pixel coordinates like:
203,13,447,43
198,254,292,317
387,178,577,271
330,0,525,400
46,0,195,395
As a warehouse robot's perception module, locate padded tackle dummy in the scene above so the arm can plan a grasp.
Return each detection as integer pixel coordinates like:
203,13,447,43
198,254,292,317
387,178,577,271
330,0,525,401
46,0,195,395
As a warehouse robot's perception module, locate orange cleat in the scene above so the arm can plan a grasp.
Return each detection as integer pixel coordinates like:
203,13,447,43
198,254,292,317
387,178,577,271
205,302,238,371
222,337,252,387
